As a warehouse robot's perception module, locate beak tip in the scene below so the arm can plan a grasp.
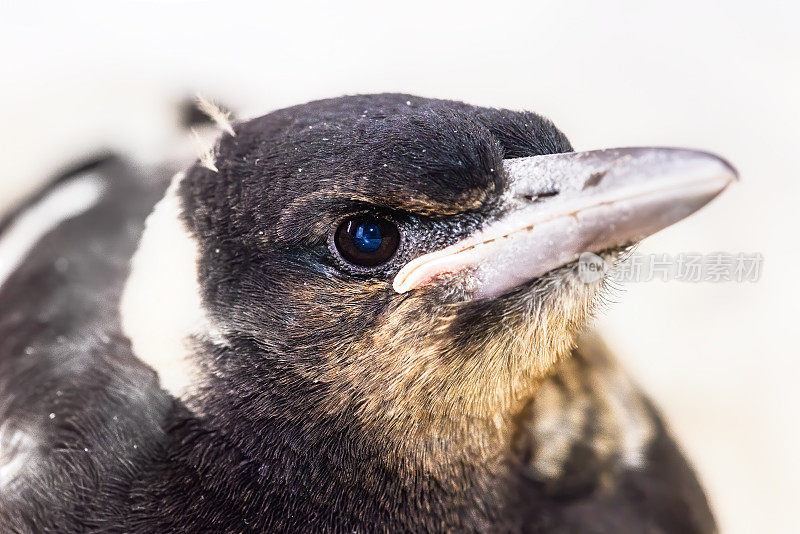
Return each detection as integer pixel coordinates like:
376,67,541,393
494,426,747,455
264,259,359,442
708,151,739,183
691,150,737,198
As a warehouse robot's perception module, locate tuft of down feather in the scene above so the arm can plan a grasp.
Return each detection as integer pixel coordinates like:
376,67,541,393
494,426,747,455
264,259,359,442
194,94,236,137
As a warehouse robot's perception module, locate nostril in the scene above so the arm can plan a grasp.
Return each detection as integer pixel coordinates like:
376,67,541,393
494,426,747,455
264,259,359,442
583,170,607,189
522,189,559,202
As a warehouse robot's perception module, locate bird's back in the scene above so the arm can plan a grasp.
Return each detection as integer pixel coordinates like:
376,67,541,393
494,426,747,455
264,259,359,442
0,156,177,530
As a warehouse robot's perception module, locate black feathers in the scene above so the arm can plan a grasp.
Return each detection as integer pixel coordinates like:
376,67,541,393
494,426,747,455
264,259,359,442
0,94,715,533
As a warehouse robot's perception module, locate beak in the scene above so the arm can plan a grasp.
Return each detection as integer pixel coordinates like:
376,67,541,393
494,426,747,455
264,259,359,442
393,147,737,299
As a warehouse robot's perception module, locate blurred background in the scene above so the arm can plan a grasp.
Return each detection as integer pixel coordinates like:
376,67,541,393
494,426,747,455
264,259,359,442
1,1,797,531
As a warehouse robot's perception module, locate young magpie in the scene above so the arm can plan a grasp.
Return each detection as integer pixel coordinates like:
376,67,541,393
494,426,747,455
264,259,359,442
0,94,734,532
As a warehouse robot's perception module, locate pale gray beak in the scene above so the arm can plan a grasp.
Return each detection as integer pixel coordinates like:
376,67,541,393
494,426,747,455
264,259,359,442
393,147,737,298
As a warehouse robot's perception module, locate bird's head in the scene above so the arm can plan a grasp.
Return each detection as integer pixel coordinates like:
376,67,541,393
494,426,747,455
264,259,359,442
122,94,734,453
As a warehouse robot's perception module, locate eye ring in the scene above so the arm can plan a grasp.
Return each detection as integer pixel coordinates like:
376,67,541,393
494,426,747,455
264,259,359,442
331,215,401,268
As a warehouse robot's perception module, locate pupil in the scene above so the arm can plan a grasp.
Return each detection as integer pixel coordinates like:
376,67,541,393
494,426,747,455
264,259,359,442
352,221,383,252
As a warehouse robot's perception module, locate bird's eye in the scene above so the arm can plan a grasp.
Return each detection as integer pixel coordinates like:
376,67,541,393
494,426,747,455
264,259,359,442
333,216,400,267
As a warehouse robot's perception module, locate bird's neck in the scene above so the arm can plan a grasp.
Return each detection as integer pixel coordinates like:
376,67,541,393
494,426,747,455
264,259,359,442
170,335,656,530
181,384,529,530
179,336,561,502
187,362,532,504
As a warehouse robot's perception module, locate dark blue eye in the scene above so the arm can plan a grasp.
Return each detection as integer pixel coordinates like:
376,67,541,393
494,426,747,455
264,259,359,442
334,216,400,267
352,221,383,252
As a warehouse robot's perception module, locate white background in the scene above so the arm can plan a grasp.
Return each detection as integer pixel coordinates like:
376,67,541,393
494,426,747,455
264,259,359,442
1,1,798,531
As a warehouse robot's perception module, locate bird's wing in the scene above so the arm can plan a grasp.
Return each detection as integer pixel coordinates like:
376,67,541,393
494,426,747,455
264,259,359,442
517,333,717,533
0,156,175,516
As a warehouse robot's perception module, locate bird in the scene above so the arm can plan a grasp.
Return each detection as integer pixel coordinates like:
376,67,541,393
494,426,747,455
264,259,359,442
0,93,735,533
